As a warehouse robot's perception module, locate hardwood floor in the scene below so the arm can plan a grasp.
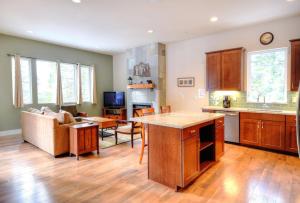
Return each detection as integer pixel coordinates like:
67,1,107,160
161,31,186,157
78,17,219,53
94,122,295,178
0,135,300,203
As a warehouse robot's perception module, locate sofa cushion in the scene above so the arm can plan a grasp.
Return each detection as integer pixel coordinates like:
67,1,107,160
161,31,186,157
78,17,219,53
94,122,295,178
27,108,43,115
44,111,65,124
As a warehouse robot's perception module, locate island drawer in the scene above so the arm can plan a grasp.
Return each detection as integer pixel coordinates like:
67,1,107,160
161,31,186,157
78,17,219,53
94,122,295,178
183,126,199,140
215,118,224,127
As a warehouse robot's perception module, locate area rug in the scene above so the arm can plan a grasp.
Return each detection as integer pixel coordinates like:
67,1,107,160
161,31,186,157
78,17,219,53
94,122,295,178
99,130,141,149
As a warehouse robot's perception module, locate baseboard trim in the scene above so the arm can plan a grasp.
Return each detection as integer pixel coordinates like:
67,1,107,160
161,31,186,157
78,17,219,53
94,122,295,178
0,129,22,136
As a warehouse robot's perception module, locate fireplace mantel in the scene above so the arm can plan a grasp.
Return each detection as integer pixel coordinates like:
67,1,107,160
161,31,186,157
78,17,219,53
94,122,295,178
127,84,155,89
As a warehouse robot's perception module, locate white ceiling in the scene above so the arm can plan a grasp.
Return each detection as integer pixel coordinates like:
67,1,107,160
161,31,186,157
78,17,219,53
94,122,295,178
0,0,299,55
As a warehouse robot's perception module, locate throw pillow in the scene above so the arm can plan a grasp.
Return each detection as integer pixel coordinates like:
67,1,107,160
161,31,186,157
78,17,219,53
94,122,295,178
60,110,76,124
27,108,43,115
41,106,53,113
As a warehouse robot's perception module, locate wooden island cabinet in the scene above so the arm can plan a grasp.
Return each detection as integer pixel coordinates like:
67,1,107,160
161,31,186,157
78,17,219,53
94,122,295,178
131,113,225,190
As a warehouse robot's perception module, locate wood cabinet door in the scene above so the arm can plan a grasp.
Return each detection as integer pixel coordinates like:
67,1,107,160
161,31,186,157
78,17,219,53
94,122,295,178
91,127,98,150
206,52,221,90
78,129,85,153
291,40,300,91
215,124,224,161
240,119,260,146
85,128,92,152
221,49,242,90
285,122,298,153
183,135,199,186
260,121,285,151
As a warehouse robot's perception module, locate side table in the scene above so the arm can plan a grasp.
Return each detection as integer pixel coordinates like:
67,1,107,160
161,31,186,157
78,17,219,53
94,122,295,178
69,123,99,160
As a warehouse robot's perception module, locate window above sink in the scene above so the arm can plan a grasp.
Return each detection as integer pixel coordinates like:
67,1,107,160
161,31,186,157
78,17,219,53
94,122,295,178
247,48,288,104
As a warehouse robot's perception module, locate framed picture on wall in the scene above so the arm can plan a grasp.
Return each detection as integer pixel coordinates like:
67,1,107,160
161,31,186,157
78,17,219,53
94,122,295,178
177,77,195,87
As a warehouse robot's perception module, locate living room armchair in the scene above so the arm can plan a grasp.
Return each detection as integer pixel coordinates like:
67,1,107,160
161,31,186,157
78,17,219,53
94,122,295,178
61,105,88,121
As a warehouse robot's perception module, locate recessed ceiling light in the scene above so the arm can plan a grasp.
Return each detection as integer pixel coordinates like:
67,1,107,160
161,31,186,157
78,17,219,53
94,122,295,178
26,30,33,34
286,0,295,2
72,0,81,3
147,30,154,34
210,16,218,22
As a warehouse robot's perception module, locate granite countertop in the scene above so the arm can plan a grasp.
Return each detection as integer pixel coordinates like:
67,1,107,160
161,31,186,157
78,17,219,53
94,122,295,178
130,112,224,129
202,106,296,115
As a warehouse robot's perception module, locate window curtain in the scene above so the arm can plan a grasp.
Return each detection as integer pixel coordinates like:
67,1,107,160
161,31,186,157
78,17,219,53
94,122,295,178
91,65,97,104
13,55,23,108
56,63,63,106
76,63,82,105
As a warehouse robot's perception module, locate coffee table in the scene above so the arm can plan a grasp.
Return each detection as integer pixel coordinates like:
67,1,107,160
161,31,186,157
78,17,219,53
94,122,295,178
83,117,117,140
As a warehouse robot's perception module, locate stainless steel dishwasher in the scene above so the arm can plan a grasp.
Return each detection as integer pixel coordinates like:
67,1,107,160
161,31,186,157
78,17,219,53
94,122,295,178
216,111,240,143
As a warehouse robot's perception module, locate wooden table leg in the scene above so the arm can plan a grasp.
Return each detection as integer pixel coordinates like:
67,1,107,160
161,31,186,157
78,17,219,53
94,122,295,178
101,128,104,140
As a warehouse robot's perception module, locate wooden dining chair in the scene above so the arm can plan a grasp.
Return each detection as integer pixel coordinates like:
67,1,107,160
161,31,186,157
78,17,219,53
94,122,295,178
139,107,155,164
160,105,171,113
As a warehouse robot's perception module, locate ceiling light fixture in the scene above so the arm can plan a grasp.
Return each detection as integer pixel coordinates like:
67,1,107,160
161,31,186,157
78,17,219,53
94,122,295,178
210,16,218,22
286,0,295,2
72,0,81,3
26,30,33,34
147,30,154,34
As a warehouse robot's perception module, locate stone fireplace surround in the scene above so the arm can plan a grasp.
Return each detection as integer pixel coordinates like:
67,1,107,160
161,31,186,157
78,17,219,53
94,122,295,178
126,43,166,119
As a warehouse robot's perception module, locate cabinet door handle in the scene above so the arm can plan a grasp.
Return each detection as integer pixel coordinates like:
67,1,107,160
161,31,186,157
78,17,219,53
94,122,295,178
190,130,196,134
261,121,264,129
257,123,260,129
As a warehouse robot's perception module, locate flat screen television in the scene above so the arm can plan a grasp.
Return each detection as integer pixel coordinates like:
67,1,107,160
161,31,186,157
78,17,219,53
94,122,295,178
103,91,125,108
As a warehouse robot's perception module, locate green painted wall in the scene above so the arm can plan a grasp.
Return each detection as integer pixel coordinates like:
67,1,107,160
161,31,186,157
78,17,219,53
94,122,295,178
0,34,113,131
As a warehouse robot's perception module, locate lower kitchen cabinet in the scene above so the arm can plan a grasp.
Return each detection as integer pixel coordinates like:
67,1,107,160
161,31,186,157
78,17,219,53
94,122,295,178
204,110,298,155
260,121,285,151
240,118,261,146
285,121,298,153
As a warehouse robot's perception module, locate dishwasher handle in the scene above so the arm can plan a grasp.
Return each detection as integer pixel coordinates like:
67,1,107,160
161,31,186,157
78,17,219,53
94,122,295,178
215,111,239,117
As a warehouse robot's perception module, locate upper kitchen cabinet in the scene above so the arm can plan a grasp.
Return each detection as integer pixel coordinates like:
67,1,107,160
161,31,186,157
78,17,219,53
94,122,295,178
290,39,300,91
206,47,244,91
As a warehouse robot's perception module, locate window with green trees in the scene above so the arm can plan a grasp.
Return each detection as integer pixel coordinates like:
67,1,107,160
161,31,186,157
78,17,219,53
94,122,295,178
247,48,287,104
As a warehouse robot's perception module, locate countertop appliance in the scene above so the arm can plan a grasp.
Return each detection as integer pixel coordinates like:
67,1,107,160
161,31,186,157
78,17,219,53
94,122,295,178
223,96,231,108
296,84,300,158
216,110,239,143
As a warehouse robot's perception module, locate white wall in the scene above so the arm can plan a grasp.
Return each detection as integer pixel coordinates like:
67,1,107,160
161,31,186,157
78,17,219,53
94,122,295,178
166,16,300,112
113,53,127,92
113,16,300,112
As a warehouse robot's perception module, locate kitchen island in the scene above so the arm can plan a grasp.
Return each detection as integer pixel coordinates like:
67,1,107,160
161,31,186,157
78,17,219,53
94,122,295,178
131,112,225,190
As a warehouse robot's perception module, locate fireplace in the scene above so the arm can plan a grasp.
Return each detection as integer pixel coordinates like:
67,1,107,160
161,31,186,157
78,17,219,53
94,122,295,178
132,103,152,117
126,43,166,119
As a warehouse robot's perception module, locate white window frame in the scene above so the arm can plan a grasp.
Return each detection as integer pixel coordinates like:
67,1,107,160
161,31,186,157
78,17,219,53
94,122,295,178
36,59,58,104
11,57,33,105
60,63,77,104
246,47,288,104
80,65,93,103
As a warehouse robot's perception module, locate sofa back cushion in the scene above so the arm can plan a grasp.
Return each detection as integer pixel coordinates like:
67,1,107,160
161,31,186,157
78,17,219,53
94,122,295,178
28,108,43,115
44,111,65,124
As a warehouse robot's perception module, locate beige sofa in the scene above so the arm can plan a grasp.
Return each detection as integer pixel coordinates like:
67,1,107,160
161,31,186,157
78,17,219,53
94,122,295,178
21,111,70,157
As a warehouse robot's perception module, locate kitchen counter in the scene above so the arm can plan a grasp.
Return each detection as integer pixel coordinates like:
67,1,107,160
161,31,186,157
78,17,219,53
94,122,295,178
202,106,296,115
130,112,224,129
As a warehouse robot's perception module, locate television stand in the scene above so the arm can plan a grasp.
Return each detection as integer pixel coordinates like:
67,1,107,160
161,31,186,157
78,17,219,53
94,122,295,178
103,107,127,120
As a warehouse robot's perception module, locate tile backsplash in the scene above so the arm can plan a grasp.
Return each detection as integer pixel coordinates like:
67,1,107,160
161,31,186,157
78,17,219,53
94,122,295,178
209,91,297,111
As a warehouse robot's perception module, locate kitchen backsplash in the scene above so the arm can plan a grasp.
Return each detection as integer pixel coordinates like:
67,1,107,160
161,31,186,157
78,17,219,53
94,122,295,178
209,91,297,111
